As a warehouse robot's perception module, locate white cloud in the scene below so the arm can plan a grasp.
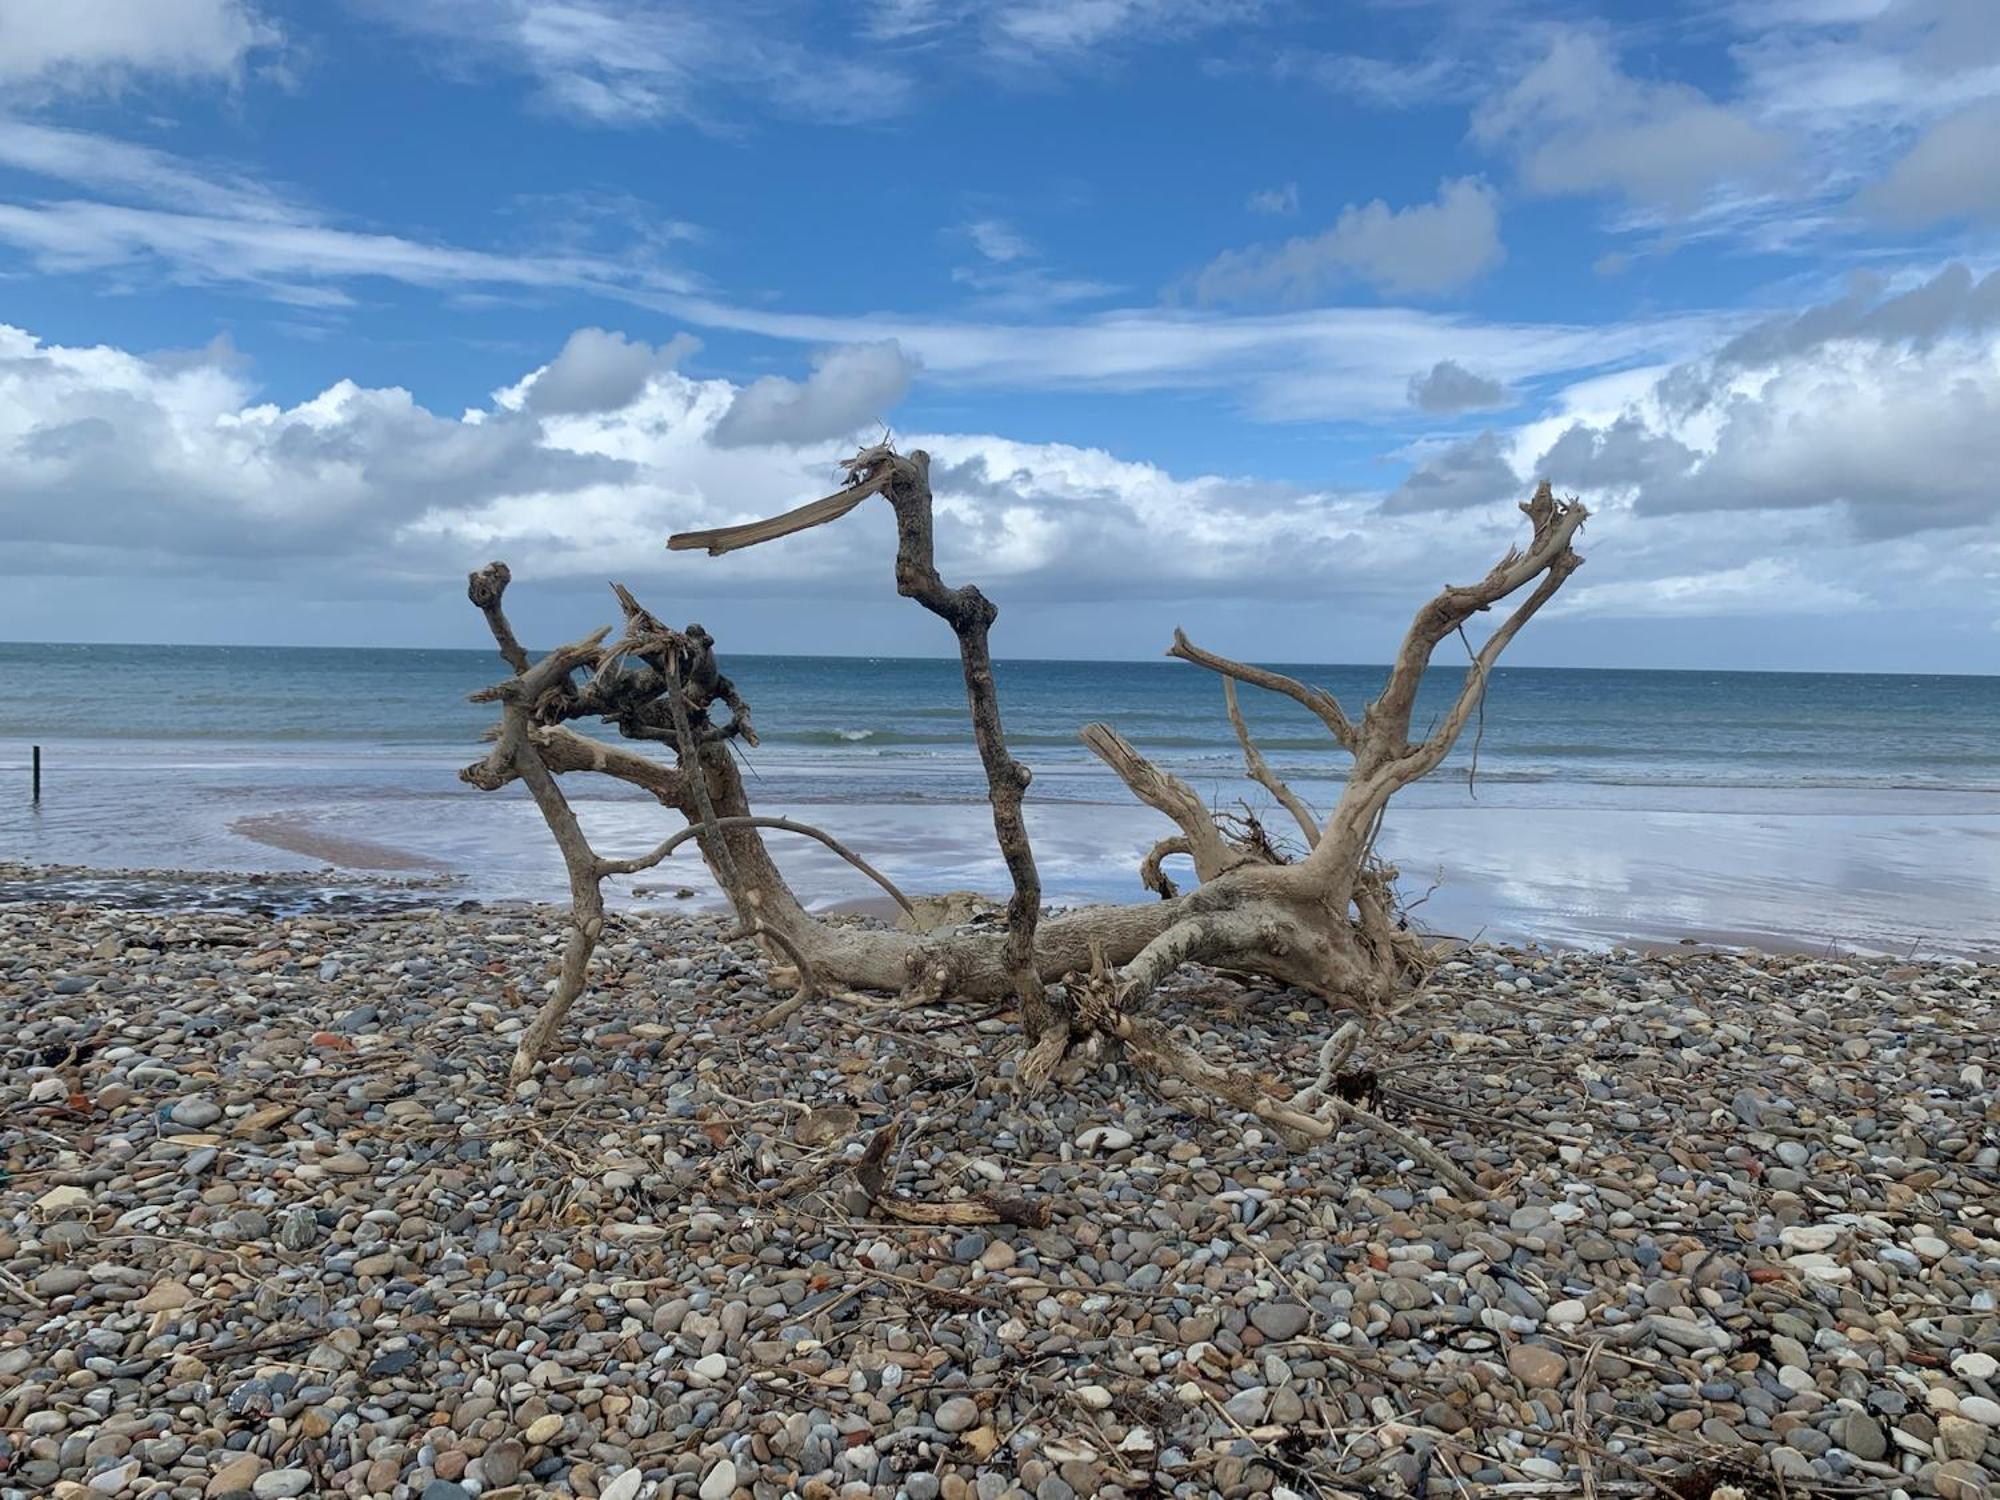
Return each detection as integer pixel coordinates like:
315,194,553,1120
1551,559,1865,618
0,0,277,95
0,318,1412,609
1474,28,1791,211
1525,265,2000,538
964,219,1032,263
1859,99,2000,223
0,190,1712,421
947,217,1120,314
0,198,697,306
2,315,1991,662
0,122,1710,423
863,0,1265,61
1246,182,1298,215
0,323,628,564
522,327,699,415
711,341,917,448
1193,177,1504,302
1408,358,1511,414
0,118,298,219
1274,48,1474,109
980,0,1265,62
357,0,909,128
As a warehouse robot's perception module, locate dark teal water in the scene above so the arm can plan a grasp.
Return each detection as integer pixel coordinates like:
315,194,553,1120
3,642,1996,795
2,643,1996,952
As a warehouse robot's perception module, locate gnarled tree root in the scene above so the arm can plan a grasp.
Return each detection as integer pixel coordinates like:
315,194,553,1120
462,465,1586,1161
1058,949,1486,1199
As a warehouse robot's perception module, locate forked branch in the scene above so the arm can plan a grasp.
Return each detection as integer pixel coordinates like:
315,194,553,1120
1222,678,1320,849
668,445,1058,1050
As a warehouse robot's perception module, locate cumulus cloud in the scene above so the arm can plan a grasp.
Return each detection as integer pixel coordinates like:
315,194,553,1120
523,327,699,416
0,0,277,94
1527,265,2000,538
1193,177,1504,302
1859,100,2000,225
1473,28,1790,211
710,341,917,448
1407,358,1511,413
0,323,629,566
1709,263,2000,369
0,318,1551,622
0,314,1990,659
1382,430,1522,513
1537,414,1696,493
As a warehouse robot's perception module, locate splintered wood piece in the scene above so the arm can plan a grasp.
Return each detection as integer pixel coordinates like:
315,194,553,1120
854,1123,1051,1229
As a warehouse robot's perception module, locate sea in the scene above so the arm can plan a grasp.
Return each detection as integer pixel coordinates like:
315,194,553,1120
2,642,1996,956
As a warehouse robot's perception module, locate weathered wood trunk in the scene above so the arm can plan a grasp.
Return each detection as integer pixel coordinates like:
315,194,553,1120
459,447,1585,1179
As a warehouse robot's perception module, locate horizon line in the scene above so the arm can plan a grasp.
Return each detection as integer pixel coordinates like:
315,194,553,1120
1,638,1995,681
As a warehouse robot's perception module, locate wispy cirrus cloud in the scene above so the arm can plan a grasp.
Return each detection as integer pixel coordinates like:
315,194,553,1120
0,117,301,220
350,0,909,128
866,0,1271,62
0,119,701,306
0,198,702,307
0,119,1707,419
947,216,1122,314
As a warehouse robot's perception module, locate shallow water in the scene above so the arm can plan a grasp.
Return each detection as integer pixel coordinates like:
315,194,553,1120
2,643,1995,954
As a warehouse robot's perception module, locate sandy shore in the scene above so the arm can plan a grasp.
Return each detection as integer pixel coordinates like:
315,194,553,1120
2,892,1998,1500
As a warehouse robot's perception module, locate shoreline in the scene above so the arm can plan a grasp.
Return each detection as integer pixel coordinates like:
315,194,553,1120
2,856,1994,965
2,897,1995,1499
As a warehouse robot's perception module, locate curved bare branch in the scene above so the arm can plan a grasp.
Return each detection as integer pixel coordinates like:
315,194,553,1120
599,813,917,918
1080,722,1244,882
1168,628,1356,750
1222,678,1320,848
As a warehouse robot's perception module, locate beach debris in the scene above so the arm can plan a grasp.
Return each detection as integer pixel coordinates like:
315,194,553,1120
462,446,1587,1190
1,898,1995,1498
852,1121,1051,1229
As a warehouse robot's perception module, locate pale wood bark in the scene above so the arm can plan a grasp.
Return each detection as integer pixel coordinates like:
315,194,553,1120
462,457,1586,1190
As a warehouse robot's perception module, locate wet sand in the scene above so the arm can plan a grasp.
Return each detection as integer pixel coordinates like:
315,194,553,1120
7,778,1997,957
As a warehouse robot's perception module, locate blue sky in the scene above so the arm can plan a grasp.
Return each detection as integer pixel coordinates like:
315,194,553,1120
0,0,1996,669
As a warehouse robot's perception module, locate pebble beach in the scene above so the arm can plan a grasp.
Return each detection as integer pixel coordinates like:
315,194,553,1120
3,883,1998,1500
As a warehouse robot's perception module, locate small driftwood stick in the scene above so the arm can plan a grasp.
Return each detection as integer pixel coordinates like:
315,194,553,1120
1222,678,1320,849
600,814,916,918
853,1123,1051,1228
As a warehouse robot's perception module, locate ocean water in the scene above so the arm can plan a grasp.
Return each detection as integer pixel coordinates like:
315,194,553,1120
2,642,1996,954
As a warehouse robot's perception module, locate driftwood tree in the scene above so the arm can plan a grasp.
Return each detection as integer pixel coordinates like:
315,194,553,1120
461,446,1585,1184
